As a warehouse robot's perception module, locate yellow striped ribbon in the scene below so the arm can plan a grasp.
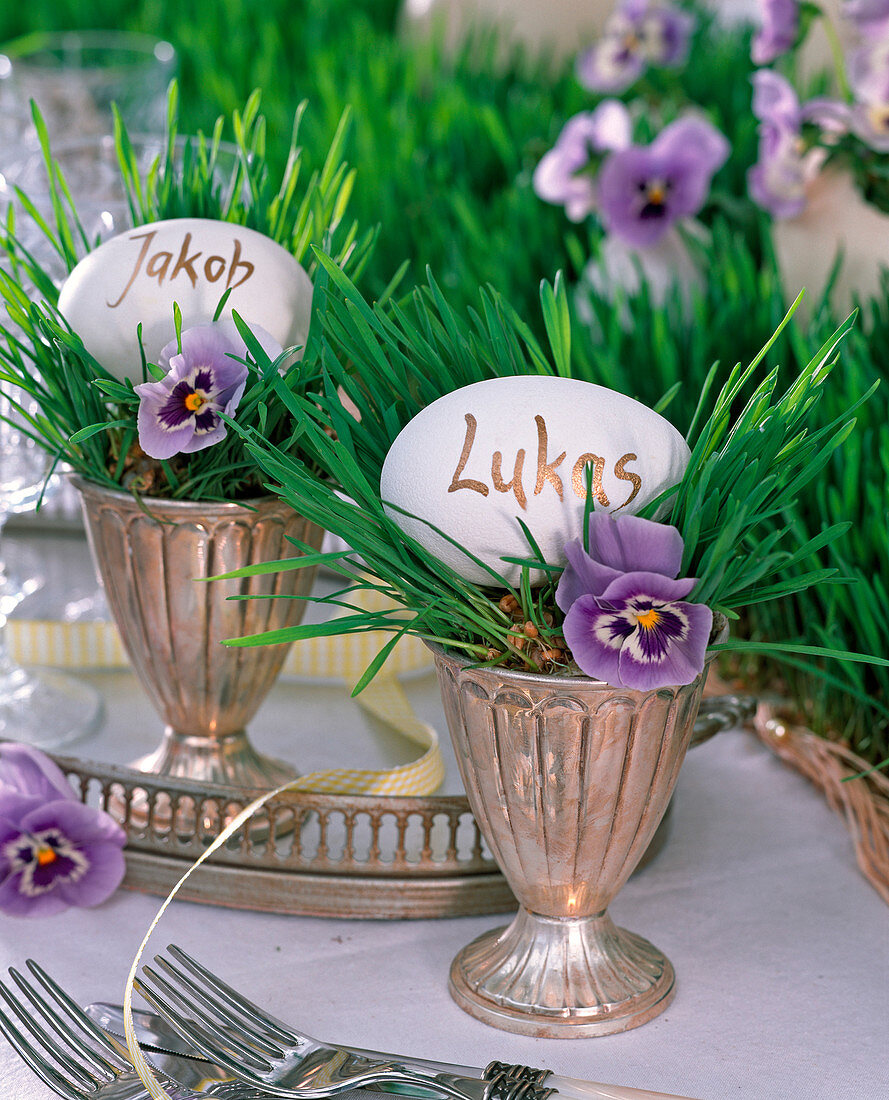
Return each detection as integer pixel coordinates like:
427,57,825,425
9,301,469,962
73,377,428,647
8,602,447,1095
6,617,432,680
8,612,443,798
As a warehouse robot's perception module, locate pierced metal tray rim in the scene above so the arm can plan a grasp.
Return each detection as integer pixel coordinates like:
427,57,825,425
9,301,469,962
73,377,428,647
45,694,756,920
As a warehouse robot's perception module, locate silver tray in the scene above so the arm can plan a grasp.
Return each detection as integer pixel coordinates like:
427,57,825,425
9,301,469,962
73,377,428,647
48,694,755,920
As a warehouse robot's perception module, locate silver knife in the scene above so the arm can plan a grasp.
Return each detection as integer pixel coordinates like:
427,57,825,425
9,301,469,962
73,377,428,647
86,1003,703,1100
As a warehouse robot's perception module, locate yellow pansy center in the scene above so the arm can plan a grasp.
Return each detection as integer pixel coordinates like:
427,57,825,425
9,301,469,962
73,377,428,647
185,391,208,412
635,608,661,631
867,103,889,134
647,182,666,205
35,846,58,867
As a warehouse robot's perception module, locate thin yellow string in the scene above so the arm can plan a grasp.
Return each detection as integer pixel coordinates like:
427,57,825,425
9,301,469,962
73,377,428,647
120,669,446,1095
5,613,443,1093
122,709,449,1096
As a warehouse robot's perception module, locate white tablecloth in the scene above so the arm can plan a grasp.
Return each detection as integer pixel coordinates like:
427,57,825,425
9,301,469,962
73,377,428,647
1,713,886,1099
0,526,883,1098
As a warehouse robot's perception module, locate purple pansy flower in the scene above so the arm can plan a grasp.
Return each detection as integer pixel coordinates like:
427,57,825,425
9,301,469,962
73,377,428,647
595,115,730,247
556,511,685,610
556,513,712,691
564,572,713,690
135,319,282,460
748,145,812,218
747,71,843,217
0,743,126,917
752,0,800,65
533,102,632,221
843,0,889,33
848,40,889,151
577,0,695,93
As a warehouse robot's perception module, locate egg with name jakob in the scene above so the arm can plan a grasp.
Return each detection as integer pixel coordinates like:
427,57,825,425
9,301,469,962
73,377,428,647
57,217,313,382
380,376,690,586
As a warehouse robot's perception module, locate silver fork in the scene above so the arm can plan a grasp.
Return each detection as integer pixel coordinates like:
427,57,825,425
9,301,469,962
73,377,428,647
136,947,494,1100
135,946,700,1100
0,960,257,1100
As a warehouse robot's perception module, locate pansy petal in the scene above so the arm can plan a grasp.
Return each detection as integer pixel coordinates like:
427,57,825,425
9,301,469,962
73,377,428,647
852,103,889,151
162,319,282,376
159,325,233,377
0,795,50,833
533,150,598,221
584,100,634,152
136,394,199,460
652,116,730,176
801,97,852,134
648,7,695,65
618,600,712,689
555,538,622,611
0,743,76,804
0,872,69,917
53,843,126,908
588,512,684,576
213,318,283,363
848,41,889,104
17,800,122,842
177,420,228,453
657,154,719,220
751,69,800,128
576,39,645,94
562,594,628,684
751,0,799,65
600,569,699,603
218,375,250,414
747,154,808,218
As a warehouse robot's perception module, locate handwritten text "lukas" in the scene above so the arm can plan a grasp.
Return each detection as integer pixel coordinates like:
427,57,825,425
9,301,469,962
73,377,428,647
447,413,642,511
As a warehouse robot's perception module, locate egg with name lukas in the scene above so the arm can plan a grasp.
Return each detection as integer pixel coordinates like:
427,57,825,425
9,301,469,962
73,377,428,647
380,376,690,586
57,217,313,382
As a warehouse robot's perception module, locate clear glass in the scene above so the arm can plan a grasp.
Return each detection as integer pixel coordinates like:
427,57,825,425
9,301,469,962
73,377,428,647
0,30,176,150
0,390,103,749
0,133,245,284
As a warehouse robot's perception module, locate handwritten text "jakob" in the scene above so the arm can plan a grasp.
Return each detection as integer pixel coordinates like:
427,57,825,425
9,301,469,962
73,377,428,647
107,230,255,308
447,413,642,511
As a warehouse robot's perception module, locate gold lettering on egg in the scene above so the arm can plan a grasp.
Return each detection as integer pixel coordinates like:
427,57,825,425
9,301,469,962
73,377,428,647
571,454,609,507
534,415,566,501
492,447,527,510
107,229,256,309
448,413,489,497
613,452,642,510
447,411,645,513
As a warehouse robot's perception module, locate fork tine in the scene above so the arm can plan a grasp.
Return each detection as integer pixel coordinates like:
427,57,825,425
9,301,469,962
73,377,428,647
150,956,283,1056
0,978,95,1099
20,961,133,1077
167,944,298,1044
8,968,114,1087
134,969,274,1079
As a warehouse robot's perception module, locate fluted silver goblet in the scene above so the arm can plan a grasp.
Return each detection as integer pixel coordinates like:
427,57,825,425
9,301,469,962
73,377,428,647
431,642,716,1037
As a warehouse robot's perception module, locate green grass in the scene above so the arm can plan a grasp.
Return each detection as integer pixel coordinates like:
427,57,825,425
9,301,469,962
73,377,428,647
1,1,888,761
0,87,372,499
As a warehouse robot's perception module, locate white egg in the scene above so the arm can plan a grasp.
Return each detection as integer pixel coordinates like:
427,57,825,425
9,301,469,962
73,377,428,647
57,217,313,382
380,376,690,586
